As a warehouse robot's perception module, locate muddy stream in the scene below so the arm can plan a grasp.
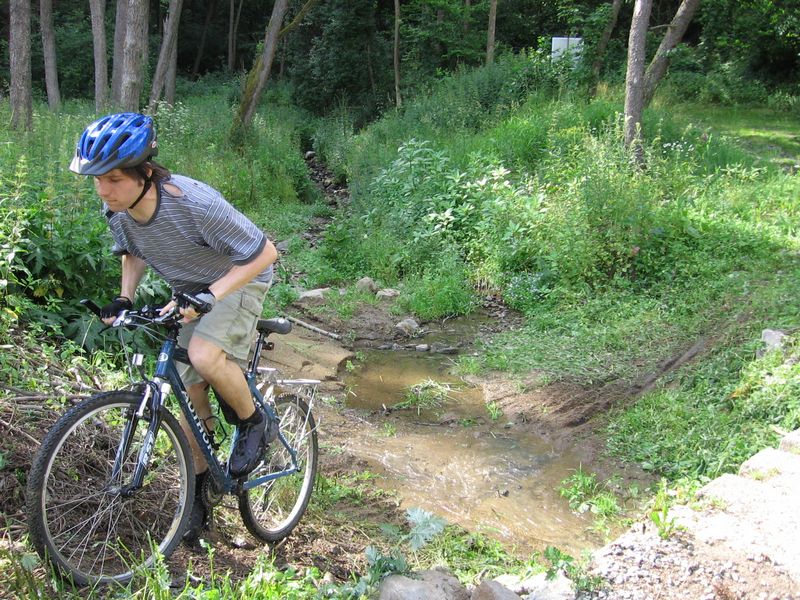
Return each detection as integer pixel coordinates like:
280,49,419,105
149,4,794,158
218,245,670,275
341,351,605,556
275,308,635,557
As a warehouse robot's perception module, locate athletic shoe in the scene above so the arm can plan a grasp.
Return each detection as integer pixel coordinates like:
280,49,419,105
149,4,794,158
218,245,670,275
228,406,269,476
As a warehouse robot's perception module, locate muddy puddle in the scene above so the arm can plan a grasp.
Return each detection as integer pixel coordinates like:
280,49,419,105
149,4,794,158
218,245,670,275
336,318,623,556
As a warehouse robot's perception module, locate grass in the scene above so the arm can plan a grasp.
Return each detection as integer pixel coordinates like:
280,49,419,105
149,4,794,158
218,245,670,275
394,379,454,414
309,56,800,495
669,103,800,168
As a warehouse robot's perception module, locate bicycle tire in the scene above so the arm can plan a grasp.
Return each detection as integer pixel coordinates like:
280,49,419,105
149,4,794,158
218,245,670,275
26,390,194,586
238,394,318,542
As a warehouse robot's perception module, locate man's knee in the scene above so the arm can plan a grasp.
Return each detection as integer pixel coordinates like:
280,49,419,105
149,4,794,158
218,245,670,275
187,338,225,377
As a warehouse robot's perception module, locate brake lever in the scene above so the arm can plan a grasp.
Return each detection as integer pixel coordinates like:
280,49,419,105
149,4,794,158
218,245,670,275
111,310,131,328
154,305,181,324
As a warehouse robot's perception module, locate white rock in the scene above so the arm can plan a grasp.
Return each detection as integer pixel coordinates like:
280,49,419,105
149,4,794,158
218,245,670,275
471,580,522,600
379,569,469,600
396,317,420,336
377,288,401,299
356,276,378,293
297,288,330,305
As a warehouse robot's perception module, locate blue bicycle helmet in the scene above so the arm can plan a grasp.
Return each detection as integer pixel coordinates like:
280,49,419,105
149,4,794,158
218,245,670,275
69,112,158,176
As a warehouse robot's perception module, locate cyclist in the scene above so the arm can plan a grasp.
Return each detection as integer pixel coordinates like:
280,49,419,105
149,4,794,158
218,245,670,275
70,112,278,544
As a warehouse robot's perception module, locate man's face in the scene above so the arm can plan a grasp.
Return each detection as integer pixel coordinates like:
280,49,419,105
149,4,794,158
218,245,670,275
93,169,143,212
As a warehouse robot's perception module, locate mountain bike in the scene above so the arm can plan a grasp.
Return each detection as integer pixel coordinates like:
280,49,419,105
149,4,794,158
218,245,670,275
25,292,319,586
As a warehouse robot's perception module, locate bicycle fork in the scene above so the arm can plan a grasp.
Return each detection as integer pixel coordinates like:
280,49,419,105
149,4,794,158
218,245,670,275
110,383,163,497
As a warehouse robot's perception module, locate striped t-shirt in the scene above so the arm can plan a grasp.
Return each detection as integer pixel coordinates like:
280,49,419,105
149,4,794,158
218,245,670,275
105,174,273,293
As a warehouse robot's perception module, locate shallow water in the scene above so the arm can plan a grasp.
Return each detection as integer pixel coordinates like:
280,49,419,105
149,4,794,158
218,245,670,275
339,321,621,555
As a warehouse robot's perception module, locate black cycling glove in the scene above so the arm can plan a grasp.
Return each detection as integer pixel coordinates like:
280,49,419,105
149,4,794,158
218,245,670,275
193,288,216,314
100,296,133,319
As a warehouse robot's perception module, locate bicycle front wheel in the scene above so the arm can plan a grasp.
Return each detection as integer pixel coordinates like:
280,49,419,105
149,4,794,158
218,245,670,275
239,394,318,542
26,390,193,586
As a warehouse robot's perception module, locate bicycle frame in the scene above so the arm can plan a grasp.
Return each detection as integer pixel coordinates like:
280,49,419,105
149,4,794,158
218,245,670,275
120,320,303,497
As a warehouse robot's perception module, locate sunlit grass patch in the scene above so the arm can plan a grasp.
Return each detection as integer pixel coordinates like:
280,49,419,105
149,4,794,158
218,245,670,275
394,379,455,414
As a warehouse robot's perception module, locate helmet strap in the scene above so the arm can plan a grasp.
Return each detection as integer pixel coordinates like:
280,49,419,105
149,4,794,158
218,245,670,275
128,177,152,211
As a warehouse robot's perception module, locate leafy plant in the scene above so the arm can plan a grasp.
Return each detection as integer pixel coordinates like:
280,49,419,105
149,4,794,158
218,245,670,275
331,508,447,599
394,379,453,414
542,546,603,592
559,467,622,521
649,480,682,540
486,401,502,421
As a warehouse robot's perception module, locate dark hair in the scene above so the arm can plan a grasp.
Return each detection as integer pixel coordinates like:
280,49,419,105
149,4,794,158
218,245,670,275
123,160,171,185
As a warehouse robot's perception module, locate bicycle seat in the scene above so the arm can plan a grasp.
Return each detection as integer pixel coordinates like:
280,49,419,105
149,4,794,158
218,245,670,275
257,317,292,335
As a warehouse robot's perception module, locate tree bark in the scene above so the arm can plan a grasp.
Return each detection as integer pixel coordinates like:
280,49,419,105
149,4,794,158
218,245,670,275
120,0,150,111
149,0,183,110
39,0,60,110
235,0,289,128
227,0,244,71
486,0,497,65
111,0,129,104
278,0,318,38
463,0,471,33
393,0,402,107
89,0,108,111
589,0,623,97
192,0,216,78
642,0,701,106
10,0,32,131
166,32,178,105
623,0,653,160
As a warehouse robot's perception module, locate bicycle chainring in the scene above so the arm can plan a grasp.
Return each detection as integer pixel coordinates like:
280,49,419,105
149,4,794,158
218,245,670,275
201,474,224,508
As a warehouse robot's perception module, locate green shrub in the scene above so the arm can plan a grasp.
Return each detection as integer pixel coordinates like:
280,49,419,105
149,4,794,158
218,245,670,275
399,253,475,320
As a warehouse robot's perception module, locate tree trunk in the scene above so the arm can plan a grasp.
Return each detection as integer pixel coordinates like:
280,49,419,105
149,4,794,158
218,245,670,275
149,0,183,110
120,0,150,111
589,0,623,97
192,0,216,78
486,0,497,65
10,0,32,131
642,0,701,106
278,0,318,38
463,0,471,33
393,0,402,107
111,0,128,104
227,0,244,71
166,33,178,105
235,0,289,128
39,0,60,110
89,0,108,111
623,0,653,160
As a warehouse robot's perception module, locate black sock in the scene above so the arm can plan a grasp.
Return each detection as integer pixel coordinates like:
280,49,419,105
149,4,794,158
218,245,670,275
242,407,264,425
195,471,207,498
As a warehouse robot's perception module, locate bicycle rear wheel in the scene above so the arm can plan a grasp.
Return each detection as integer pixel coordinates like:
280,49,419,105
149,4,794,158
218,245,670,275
26,390,193,586
238,394,318,541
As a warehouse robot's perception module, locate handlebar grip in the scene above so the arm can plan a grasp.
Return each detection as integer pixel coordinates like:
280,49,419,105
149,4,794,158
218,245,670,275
80,299,103,318
175,291,214,315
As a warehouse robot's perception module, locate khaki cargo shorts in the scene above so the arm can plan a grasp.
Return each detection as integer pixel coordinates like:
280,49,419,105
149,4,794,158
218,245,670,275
177,281,270,386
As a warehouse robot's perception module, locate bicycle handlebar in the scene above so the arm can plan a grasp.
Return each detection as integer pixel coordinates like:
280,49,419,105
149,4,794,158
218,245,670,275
80,291,213,329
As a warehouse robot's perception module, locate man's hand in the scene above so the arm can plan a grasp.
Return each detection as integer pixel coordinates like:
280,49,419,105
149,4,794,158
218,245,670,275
100,296,132,325
160,289,216,322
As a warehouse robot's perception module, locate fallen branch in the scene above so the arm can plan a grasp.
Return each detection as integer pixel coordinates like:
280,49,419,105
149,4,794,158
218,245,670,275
0,417,41,447
0,384,38,397
284,315,343,341
1,393,90,403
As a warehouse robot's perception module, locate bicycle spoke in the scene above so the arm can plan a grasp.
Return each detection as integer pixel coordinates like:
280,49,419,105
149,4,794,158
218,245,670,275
29,394,191,584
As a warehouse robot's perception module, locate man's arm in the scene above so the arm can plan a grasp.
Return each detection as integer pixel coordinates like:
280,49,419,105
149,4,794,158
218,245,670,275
207,240,278,301
120,253,147,301
164,240,278,321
